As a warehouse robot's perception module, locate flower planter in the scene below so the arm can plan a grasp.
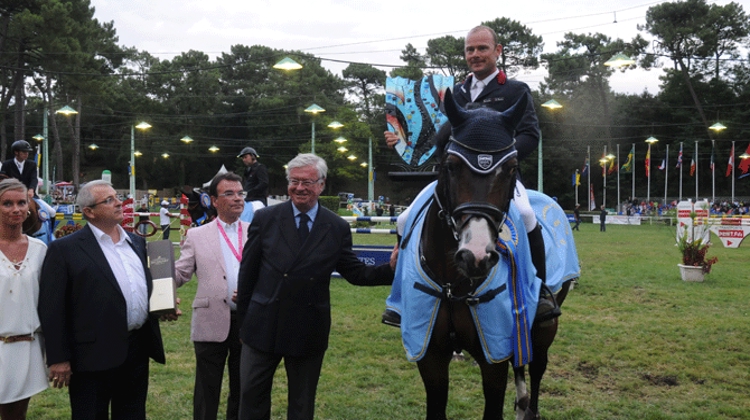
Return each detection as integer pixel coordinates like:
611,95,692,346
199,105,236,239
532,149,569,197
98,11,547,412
678,264,705,282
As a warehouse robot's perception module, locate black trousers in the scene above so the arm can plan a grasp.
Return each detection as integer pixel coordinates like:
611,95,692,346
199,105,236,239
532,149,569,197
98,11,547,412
161,224,170,240
193,314,241,420
69,328,150,420
239,345,325,420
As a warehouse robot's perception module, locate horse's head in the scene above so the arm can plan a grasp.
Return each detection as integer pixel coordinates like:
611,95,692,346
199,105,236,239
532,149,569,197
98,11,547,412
436,89,527,280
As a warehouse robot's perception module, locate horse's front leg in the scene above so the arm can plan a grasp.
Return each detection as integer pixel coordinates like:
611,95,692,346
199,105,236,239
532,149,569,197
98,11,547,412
513,366,529,420
417,348,452,420
476,357,510,420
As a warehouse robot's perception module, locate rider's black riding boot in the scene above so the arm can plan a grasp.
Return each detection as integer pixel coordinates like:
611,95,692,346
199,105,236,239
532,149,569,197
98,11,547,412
528,224,561,323
382,234,402,328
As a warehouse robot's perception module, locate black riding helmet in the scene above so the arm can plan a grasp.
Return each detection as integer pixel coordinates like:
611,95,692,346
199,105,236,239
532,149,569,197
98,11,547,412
12,140,34,153
237,147,259,158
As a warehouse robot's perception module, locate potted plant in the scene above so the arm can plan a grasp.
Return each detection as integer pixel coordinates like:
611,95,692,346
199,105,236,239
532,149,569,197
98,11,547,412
677,211,718,282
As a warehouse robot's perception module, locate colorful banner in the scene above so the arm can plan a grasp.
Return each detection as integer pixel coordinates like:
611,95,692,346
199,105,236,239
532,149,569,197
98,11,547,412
738,143,750,178
581,157,589,176
621,146,634,173
726,143,734,177
385,75,454,169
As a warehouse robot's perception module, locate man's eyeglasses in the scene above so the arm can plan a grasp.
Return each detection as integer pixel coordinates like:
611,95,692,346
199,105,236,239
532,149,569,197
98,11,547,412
288,178,321,187
89,196,118,208
217,191,247,199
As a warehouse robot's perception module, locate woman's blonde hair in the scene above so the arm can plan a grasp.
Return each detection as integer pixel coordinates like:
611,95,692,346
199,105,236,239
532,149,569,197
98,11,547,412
0,178,27,199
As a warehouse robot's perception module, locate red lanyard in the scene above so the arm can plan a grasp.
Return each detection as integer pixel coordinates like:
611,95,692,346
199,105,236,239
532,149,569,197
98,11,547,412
217,222,243,262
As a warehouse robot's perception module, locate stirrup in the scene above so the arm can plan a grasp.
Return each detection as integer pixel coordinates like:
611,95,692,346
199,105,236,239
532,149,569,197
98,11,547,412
535,283,561,323
381,309,401,328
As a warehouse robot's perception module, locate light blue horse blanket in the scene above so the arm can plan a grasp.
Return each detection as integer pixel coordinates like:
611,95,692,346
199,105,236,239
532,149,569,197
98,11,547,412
389,185,580,366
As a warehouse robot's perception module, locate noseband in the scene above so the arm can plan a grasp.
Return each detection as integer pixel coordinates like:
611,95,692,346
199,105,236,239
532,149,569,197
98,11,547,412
432,188,508,242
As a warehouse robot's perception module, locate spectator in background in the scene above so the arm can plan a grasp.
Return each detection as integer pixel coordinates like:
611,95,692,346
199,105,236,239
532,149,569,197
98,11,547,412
600,205,607,232
572,204,581,231
137,202,150,236
1,141,38,193
238,147,268,207
159,200,177,241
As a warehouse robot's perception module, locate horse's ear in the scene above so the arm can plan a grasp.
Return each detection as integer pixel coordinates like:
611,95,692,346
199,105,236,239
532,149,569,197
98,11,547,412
444,89,469,128
500,91,530,131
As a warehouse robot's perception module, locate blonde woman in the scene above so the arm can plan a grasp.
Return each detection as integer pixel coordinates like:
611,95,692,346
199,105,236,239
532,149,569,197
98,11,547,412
0,179,48,420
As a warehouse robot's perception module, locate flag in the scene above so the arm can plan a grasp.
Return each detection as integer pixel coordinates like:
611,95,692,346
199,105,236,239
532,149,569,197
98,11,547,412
690,157,696,177
571,172,577,186
726,143,734,177
608,157,616,175
621,146,634,173
658,159,665,171
600,153,607,177
738,143,750,179
645,147,651,178
589,183,596,210
581,158,589,176
576,172,581,186
710,144,715,172
676,144,683,168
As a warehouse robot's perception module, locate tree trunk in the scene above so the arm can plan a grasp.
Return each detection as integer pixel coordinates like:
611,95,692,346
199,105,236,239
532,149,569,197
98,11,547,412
72,97,81,190
49,102,64,184
677,59,712,138
66,116,76,189
14,74,24,141
0,87,5,161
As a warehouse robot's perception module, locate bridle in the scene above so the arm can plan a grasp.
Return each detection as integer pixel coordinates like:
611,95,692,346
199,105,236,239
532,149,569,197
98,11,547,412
432,158,516,243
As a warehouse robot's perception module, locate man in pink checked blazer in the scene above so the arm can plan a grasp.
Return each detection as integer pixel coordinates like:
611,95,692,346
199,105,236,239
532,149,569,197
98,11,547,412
175,172,248,420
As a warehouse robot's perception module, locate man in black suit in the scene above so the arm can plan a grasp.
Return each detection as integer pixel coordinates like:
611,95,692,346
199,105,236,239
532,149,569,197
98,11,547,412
236,153,395,420
1,140,38,192
38,180,166,420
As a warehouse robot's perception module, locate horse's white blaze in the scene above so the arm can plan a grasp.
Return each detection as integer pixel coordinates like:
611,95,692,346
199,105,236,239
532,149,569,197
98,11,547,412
458,217,494,266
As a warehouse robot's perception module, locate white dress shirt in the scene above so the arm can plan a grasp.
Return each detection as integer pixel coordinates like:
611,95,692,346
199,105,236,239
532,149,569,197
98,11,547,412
88,224,149,331
217,218,242,311
470,69,500,102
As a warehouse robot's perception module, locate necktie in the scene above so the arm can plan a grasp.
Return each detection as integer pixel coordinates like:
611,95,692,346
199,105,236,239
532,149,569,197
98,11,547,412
471,80,484,101
298,213,310,244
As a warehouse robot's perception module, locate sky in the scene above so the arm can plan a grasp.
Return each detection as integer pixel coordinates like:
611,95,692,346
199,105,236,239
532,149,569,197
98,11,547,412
89,0,749,95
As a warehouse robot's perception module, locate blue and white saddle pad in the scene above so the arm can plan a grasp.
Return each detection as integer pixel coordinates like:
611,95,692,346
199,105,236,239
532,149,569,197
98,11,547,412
390,184,580,366
528,190,581,293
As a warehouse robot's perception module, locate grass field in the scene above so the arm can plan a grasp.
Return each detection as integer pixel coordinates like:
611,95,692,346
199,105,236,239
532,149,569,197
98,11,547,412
28,221,750,419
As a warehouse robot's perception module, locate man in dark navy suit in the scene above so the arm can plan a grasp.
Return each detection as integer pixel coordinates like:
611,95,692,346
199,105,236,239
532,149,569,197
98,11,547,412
38,180,166,420
1,140,38,192
236,153,394,420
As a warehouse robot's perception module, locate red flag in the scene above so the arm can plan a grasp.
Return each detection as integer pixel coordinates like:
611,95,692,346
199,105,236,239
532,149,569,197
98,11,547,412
726,143,735,177
645,147,651,178
589,183,596,210
739,143,750,177
690,158,696,177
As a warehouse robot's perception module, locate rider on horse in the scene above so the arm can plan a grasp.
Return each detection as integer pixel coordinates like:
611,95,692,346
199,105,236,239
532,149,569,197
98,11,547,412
383,25,560,327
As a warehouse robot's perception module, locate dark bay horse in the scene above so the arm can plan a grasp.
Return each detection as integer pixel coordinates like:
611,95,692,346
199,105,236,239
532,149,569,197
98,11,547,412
401,90,574,420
